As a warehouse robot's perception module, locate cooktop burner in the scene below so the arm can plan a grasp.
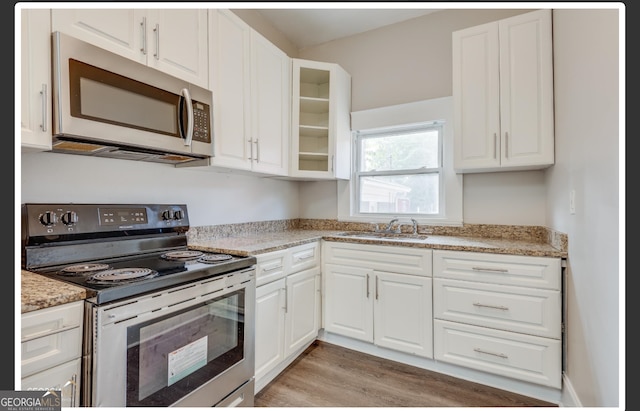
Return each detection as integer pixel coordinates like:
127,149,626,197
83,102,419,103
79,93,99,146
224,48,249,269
87,268,158,284
61,263,112,276
161,250,204,261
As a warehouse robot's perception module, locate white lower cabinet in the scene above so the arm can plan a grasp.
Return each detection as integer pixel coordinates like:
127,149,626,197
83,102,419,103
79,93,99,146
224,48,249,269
323,242,433,358
432,250,562,388
21,300,84,407
254,242,321,393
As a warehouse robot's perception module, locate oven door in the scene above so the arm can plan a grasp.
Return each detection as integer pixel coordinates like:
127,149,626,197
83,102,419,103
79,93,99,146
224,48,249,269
88,269,255,407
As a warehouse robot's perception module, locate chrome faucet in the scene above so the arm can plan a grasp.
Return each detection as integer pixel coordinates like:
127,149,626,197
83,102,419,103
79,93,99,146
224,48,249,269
396,218,418,234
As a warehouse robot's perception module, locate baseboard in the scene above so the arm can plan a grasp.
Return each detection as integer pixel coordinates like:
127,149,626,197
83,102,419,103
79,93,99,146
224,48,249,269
559,373,582,407
318,330,563,405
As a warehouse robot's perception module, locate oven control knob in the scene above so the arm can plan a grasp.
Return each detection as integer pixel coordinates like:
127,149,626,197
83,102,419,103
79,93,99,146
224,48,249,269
161,210,172,221
61,211,78,226
173,210,183,220
39,211,58,226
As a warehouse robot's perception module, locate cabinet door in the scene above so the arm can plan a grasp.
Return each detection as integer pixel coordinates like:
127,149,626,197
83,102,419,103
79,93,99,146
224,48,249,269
208,9,253,171
323,264,373,342
22,358,81,407
452,21,501,171
498,9,554,168
284,268,320,357
51,9,146,64
21,9,52,151
453,9,554,173
250,30,290,176
373,271,433,358
147,9,208,88
255,279,286,382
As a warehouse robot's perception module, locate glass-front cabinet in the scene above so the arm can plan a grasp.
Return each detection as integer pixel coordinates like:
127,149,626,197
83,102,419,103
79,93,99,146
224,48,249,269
290,59,352,180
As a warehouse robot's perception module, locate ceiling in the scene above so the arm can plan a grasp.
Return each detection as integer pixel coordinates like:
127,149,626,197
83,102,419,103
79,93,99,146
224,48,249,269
255,8,440,49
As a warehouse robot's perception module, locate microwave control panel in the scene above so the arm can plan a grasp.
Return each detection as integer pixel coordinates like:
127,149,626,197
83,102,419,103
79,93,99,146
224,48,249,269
192,102,211,143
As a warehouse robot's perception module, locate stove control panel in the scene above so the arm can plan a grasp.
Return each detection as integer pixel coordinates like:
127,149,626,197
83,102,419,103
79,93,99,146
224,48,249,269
22,203,190,239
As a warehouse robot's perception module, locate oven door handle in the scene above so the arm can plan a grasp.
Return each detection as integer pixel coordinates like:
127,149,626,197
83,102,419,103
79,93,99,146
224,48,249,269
178,88,194,147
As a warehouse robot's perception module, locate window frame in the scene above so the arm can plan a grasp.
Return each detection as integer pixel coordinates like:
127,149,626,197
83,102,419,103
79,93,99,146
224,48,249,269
353,121,445,218
337,96,463,226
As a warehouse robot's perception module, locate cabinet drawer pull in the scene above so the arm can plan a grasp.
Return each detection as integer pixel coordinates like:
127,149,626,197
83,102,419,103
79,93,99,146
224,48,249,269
474,348,508,359
262,265,282,273
473,302,509,311
294,253,314,262
471,266,509,273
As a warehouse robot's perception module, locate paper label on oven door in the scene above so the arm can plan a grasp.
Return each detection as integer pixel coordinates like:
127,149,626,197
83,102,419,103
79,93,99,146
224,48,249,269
167,336,208,386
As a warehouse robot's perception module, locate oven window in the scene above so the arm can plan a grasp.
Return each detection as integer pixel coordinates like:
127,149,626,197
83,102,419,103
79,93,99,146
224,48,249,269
126,289,245,406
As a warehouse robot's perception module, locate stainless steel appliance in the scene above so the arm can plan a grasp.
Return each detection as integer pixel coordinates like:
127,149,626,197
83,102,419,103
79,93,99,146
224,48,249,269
22,203,255,407
51,31,213,165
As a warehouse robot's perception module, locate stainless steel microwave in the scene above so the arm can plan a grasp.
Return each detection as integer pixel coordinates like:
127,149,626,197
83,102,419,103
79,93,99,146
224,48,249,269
51,31,213,165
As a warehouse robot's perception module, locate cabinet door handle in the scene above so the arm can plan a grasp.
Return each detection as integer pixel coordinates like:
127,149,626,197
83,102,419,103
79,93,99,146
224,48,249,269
375,275,379,300
474,348,508,359
471,266,509,273
366,274,370,298
140,17,147,54
153,23,160,60
248,138,253,160
504,131,509,158
331,154,335,172
40,84,47,132
493,133,497,159
473,302,509,311
63,373,77,407
283,286,288,313
255,139,260,162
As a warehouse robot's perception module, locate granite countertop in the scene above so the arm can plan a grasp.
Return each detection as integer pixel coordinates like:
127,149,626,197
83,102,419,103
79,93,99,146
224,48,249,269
21,270,87,314
188,229,567,258
22,227,566,314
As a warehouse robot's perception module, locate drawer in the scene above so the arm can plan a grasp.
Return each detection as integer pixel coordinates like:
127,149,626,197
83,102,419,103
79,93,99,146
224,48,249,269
433,278,561,338
290,242,320,273
256,242,321,287
22,301,83,341
21,301,84,378
434,319,561,388
433,250,561,290
255,249,288,287
323,241,432,277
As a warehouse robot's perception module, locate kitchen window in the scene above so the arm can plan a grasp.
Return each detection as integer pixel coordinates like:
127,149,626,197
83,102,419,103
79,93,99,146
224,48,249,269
355,122,443,215
338,97,463,226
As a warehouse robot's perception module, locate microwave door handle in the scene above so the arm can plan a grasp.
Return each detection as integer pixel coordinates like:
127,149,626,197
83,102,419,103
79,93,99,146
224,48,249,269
179,88,194,146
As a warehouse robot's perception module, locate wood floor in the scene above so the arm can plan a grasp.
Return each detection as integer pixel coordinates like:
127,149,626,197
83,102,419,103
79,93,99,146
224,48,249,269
254,341,557,407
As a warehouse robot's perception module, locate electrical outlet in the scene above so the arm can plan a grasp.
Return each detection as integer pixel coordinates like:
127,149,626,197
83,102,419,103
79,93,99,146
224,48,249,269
569,189,576,215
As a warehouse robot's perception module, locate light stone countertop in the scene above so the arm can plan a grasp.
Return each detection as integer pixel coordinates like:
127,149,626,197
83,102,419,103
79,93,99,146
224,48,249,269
188,229,567,258
21,228,566,314
21,270,87,314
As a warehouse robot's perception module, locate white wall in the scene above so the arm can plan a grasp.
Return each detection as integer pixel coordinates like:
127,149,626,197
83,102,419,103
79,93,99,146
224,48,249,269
548,9,621,407
20,152,300,227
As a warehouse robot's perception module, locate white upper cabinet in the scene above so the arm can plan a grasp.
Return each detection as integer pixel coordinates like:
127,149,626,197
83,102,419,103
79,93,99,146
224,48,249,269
51,8,209,88
290,58,352,180
21,9,52,151
452,9,554,173
208,9,290,176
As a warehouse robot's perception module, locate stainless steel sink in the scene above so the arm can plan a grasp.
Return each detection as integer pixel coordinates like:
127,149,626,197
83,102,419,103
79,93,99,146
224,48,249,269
336,231,430,242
